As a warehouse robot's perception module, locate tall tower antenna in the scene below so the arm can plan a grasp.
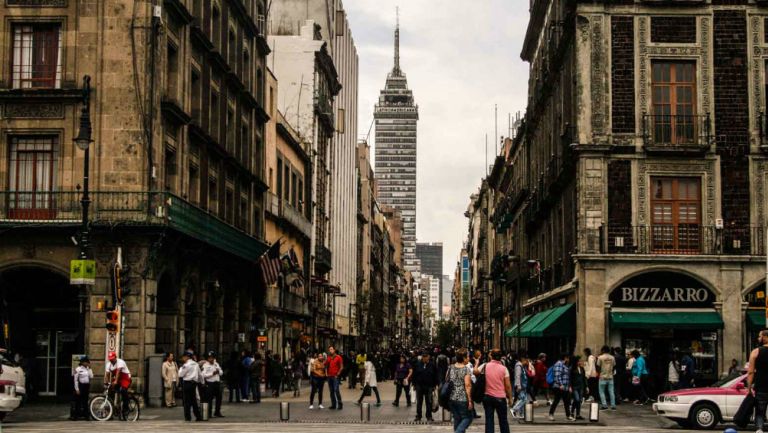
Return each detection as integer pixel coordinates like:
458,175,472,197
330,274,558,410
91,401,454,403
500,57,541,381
394,7,401,75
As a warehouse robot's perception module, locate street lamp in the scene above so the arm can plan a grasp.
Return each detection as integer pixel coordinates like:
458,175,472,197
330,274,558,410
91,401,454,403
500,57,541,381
74,75,93,354
74,75,93,259
330,288,346,345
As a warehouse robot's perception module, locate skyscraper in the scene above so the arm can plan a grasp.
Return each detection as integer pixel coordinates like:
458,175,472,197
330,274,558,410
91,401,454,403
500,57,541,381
416,242,443,312
374,13,419,272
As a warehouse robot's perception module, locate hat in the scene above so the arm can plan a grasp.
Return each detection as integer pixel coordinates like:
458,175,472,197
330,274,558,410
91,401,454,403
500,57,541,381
107,351,117,361
80,355,90,363
183,351,194,358
206,350,216,358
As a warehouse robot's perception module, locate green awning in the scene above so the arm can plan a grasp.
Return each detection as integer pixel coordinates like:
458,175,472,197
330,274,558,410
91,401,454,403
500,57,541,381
610,311,724,330
520,304,575,338
504,315,531,337
748,310,766,329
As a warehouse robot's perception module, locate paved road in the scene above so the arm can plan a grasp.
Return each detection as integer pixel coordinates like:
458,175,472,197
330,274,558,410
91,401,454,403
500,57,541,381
0,379,730,432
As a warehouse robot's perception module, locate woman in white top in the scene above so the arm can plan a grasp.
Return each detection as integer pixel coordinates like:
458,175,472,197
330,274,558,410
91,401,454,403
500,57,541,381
161,352,179,407
356,360,382,406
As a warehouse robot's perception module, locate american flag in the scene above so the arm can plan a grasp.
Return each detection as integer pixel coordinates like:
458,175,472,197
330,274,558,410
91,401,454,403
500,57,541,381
258,240,282,286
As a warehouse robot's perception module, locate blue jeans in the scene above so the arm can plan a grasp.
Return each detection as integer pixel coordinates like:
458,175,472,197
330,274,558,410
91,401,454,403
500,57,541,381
449,400,473,433
327,376,342,407
571,388,583,416
240,376,250,400
310,376,325,405
512,389,527,415
598,378,615,408
482,396,510,433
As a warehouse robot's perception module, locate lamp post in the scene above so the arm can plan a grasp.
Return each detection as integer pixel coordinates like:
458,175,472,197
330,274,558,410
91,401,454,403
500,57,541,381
330,289,346,345
74,75,93,353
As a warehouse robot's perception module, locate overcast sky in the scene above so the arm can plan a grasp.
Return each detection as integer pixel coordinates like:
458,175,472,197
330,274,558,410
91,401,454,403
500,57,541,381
344,0,530,277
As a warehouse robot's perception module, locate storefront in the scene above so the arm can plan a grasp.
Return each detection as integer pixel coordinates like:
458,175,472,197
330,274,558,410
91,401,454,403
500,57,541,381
607,271,723,388
515,303,576,358
744,283,767,351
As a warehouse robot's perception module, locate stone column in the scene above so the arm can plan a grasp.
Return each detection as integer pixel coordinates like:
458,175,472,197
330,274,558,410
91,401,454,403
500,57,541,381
580,263,607,353
719,264,744,376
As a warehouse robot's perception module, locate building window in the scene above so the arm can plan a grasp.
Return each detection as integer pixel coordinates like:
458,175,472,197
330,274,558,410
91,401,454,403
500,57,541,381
650,177,701,253
191,68,202,123
188,163,199,205
226,106,235,153
225,187,234,223
7,135,57,218
166,43,179,99
337,108,345,133
283,162,291,202
211,4,222,48
12,23,62,89
240,124,250,169
228,27,237,67
651,61,696,145
163,148,177,192
291,172,298,207
208,176,219,215
276,158,283,198
243,49,251,89
335,10,345,36
298,179,304,214
210,89,220,141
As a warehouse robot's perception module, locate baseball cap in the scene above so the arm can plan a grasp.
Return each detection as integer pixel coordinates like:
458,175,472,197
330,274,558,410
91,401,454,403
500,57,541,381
107,351,117,361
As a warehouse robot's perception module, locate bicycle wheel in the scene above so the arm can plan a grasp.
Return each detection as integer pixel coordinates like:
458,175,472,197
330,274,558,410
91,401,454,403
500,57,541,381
124,396,140,422
89,395,113,421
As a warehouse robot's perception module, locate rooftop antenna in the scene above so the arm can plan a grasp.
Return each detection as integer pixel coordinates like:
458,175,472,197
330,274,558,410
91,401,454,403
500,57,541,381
394,6,401,75
494,104,498,155
485,134,488,177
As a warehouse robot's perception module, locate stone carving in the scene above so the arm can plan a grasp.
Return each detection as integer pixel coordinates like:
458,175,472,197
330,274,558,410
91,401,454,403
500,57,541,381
701,17,711,116
4,103,64,119
755,159,767,227
638,17,649,118
591,15,606,140
645,46,701,56
6,0,66,6
637,160,716,226
751,16,763,142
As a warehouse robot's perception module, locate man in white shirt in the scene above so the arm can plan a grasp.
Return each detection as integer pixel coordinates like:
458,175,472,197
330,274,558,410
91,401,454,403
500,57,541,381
71,356,93,420
201,351,224,418
178,351,203,422
104,352,131,419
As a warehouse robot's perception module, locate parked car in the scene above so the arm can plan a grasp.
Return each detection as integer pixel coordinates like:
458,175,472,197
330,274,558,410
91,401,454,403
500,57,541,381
653,373,748,429
0,379,21,420
0,350,25,400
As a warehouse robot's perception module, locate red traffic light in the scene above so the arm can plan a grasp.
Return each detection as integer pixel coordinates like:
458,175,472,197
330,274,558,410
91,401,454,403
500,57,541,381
105,310,119,332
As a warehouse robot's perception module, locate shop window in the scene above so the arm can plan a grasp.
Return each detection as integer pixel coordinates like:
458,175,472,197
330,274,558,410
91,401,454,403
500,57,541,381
12,23,62,89
651,61,696,145
7,135,57,219
650,177,701,253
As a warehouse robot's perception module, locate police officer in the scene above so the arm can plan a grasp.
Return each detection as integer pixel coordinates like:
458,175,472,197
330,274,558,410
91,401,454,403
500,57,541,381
178,351,203,422
202,351,224,418
71,356,93,420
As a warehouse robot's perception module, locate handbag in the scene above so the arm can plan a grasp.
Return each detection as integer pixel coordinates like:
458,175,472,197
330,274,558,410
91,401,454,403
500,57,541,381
438,367,454,409
431,388,440,412
734,392,755,428
363,385,372,397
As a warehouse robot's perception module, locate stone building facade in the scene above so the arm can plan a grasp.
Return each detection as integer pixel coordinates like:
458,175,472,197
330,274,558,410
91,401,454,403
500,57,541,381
478,0,768,386
0,0,271,400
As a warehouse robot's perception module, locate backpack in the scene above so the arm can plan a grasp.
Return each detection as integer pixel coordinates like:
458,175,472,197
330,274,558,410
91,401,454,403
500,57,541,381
546,365,555,386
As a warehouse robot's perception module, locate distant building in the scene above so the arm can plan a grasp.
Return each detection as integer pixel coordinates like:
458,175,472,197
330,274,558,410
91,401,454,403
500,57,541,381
416,242,443,310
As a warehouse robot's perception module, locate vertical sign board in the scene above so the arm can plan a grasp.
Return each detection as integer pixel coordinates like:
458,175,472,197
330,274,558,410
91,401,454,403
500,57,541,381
70,259,96,285
105,304,121,362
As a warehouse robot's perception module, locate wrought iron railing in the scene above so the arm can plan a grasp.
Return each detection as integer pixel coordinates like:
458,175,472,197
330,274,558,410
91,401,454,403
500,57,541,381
0,191,268,261
642,113,711,150
597,224,765,255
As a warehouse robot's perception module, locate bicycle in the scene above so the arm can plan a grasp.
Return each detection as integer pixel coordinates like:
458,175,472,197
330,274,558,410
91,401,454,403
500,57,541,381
89,384,140,421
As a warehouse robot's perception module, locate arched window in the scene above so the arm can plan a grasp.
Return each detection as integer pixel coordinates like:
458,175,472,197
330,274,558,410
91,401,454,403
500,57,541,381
243,48,251,89
211,4,221,48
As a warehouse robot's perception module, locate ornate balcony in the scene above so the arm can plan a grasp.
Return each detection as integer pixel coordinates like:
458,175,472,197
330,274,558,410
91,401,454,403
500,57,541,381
642,113,712,154
597,224,765,256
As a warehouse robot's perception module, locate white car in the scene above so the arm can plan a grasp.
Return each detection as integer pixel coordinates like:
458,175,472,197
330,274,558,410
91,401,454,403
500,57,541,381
653,373,748,429
0,379,21,420
0,351,26,400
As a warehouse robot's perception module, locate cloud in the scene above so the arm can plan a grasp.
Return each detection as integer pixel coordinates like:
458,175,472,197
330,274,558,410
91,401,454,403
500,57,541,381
345,0,530,273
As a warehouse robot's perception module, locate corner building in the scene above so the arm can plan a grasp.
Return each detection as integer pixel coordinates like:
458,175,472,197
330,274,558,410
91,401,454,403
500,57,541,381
0,0,271,400
494,0,768,388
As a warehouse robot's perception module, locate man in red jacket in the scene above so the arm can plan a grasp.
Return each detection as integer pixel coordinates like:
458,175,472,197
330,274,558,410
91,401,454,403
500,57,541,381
325,346,344,410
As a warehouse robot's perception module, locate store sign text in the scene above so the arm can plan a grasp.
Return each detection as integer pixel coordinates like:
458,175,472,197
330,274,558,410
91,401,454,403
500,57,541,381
620,287,710,303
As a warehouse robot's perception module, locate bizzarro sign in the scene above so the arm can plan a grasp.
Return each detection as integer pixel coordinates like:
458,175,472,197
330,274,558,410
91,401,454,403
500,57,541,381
609,271,715,308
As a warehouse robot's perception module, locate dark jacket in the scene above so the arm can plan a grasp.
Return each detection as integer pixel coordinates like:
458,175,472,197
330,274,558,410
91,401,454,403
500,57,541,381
412,360,439,388
571,366,586,394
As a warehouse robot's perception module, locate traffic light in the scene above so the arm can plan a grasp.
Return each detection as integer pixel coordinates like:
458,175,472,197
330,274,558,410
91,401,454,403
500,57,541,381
105,310,119,332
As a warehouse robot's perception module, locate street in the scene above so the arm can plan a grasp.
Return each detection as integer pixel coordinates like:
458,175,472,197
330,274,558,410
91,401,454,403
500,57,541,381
0,382,721,433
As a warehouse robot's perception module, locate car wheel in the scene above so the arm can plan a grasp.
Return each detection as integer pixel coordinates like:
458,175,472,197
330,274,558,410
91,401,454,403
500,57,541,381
688,403,719,430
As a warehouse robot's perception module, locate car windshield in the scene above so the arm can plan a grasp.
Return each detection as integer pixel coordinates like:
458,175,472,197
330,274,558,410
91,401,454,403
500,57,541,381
712,372,744,388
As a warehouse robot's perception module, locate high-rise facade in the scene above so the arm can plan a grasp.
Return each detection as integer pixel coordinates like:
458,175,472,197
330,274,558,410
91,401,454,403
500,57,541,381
416,242,443,313
374,18,419,272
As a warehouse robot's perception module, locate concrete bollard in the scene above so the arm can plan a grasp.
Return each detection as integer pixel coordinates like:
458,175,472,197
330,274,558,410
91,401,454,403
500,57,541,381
524,401,534,423
280,402,290,421
589,402,600,422
360,402,371,422
201,402,209,421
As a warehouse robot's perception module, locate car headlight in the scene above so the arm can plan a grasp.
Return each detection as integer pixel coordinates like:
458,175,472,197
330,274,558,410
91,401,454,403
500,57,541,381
665,396,678,403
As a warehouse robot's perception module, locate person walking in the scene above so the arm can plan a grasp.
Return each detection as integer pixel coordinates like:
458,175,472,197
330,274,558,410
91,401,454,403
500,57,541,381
533,353,550,405
201,351,224,418
548,353,573,421
356,351,367,387
393,354,413,407
596,345,616,411
679,351,696,389
225,351,241,403
178,351,203,422
412,351,439,422
570,356,586,420
290,357,304,397
583,348,598,402
250,352,264,403
510,351,530,419
348,350,359,390
475,349,513,433
613,347,627,403
240,351,253,403
161,353,178,408
309,353,326,409
71,355,93,420
356,358,382,406
667,351,681,391
748,329,768,433
447,349,474,433
325,346,344,410
630,350,652,405
268,354,284,398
